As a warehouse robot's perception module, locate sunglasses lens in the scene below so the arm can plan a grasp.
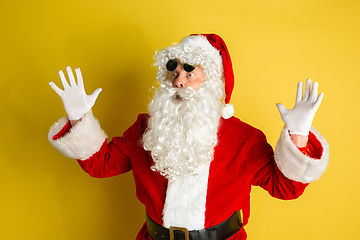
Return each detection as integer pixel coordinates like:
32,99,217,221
183,63,195,72
166,59,178,71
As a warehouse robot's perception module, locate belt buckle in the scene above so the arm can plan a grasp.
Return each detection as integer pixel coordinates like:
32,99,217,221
169,226,190,240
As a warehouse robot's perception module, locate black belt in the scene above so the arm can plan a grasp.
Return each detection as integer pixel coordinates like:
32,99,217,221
146,211,242,240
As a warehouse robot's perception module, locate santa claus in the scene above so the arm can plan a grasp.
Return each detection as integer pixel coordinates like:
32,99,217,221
48,34,329,240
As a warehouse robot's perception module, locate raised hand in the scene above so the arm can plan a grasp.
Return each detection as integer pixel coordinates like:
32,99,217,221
49,66,102,120
276,78,323,136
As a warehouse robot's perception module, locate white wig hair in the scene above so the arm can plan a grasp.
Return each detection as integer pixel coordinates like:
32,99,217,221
154,35,225,101
142,35,228,181
142,83,222,181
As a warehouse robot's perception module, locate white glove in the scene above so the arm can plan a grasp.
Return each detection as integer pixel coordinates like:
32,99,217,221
276,78,323,136
49,66,102,120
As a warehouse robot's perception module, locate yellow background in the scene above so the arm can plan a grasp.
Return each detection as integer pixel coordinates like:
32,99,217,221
0,0,358,239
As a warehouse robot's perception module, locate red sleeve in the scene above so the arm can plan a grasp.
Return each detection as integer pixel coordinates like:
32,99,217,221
52,121,72,140
76,114,147,178
297,131,324,159
247,130,308,200
77,138,132,178
50,118,131,177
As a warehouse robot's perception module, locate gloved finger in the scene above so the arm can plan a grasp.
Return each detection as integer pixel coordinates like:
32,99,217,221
49,82,63,96
309,82,319,103
303,78,311,101
296,82,303,103
58,70,70,89
276,103,289,120
87,88,102,108
66,66,77,87
313,92,323,111
75,68,84,89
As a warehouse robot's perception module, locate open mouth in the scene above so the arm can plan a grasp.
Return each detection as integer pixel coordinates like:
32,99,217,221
172,88,195,101
173,92,183,101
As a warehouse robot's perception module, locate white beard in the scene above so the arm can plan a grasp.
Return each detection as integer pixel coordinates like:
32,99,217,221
142,82,222,181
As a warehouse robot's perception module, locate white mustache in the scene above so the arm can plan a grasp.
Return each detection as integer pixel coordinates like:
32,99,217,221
171,87,196,101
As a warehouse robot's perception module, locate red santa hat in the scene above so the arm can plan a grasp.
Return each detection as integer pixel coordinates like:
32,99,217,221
190,34,235,119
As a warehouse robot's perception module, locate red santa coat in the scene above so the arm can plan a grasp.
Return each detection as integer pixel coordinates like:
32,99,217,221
49,112,329,240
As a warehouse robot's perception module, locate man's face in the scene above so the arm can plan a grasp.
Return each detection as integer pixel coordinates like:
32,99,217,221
144,58,221,180
167,60,205,92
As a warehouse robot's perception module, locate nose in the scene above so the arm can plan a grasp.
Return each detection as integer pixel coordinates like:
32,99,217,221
174,72,186,88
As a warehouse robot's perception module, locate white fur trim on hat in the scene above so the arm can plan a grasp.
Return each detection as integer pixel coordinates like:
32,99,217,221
179,35,223,77
221,103,234,119
274,126,329,183
48,111,108,160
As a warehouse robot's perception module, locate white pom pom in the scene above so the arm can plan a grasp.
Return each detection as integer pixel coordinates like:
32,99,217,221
221,104,234,119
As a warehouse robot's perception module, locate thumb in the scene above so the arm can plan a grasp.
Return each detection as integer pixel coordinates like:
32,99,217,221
276,103,288,119
87,88,102,108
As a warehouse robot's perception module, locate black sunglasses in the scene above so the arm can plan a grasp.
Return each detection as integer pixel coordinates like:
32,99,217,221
166,59,195,72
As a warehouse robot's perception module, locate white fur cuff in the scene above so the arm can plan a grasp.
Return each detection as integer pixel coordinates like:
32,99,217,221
274,126,329,183
48,111,108,160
